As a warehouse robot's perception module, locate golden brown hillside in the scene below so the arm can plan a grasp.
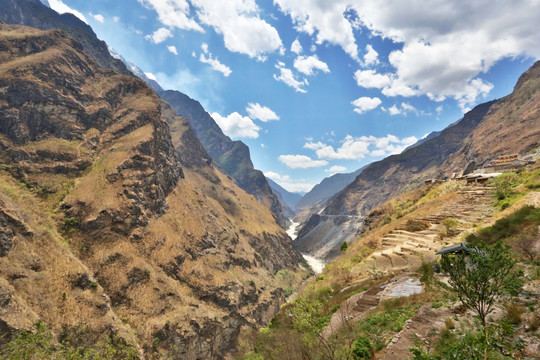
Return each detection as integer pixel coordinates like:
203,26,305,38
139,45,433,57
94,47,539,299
0,24,306,359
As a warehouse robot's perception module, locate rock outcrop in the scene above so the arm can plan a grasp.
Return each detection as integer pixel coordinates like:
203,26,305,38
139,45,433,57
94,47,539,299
160,90,288,228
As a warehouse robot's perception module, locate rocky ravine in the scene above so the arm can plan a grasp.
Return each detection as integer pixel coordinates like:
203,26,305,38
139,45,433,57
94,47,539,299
296,61,540,261
0,24,306,359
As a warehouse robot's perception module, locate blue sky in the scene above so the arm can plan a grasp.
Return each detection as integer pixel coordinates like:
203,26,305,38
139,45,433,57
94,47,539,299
47,0,538,192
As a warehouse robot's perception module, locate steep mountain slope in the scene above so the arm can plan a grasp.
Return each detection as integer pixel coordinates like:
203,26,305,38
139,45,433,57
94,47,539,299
0,0,287,229
267,178,302,217
295,166,366,210
160,90,288,228
0,0,129,75
0,24,305,359
296,61,540,260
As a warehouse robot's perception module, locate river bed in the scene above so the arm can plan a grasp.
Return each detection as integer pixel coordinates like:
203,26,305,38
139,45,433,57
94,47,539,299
287,220,325,274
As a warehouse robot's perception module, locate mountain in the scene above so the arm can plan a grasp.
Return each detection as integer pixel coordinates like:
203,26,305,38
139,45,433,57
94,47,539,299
108,46,164,93
0,0,129,75
0,22,306,359
295,166,366,210
267,178,302,217
403,130,442,152
159,90,288,228
0,0,288,229
295,61,540,260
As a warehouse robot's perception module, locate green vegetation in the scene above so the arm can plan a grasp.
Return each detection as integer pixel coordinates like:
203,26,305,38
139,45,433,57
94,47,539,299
440,240,523,327
466,205,540,251
62,216,79,233
340,241,348,252
0,321,139,360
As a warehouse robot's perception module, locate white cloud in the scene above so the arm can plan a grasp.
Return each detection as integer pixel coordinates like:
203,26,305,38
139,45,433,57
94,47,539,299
144,72,157,81
351,97,382,114
48,0,87,23
275,0,359,61
273,62,308,93
145,27,173,44
199,48,232,77
138,0,204,32
325,165,347,174
276,0,540,110
387,102,417,116
304,134,418,160
354,69,417,97
265,172,315,193
191,0,282,59
436,105,443,115
363,44,379,66
113,16,120,22
246,103,279,122
211,112,260,138
90,13,105,23
354,69,392,89
167,45,178,55
293,55,330,76
291,39,303,54
278,155,328,169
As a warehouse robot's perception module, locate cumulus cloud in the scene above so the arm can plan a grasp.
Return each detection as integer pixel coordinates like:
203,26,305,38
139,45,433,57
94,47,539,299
138,0,204,32
274,62,308,93
354,69,417,97
275,0,359,61
48,0,87,23
304,134,418,160
278,155,328,169
211,112,260,138
167,45,178,55
139,0,283,58
387,102,417,116
199,44,232,77
246,103,279,122
90,13,105,23
145,27,173,44
325,165,347,174
363,44,379,66
291,39,303,54
351,97,382,114
293,55,330,76
275,0,540,111
265,171,315,193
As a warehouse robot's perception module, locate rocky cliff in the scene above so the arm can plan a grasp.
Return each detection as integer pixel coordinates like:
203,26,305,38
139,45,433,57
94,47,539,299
0,0,129,75
296,61,540,260
0,24,306,359
160,90,288,228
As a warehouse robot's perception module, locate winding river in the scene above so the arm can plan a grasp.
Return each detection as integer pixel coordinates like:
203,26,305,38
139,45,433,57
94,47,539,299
287,220,325,274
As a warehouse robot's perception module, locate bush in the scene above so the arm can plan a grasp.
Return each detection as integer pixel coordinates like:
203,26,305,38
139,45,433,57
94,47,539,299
402,219,429,232
340,241,348,252
352,337,372,359
63,217,79,233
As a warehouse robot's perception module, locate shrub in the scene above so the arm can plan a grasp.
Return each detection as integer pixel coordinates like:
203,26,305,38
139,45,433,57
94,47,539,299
340,241,348,252
504,302,525,325
352,337,372,359
63,217,79,233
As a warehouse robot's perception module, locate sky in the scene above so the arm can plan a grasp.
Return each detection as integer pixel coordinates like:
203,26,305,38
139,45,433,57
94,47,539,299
46,0,539,193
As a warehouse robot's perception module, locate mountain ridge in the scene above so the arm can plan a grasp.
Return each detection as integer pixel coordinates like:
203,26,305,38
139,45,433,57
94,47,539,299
295,61,540,260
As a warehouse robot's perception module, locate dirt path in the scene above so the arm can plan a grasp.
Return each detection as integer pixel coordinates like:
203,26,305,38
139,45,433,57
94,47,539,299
352,184,495,278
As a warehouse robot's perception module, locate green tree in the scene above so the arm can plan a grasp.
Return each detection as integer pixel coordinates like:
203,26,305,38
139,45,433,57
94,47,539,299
492,173,517,200
440,240,523,360
340,241,348,252
440,240,522,327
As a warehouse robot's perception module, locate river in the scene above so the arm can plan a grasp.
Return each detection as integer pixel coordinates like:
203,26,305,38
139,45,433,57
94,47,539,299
287,220,325,274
